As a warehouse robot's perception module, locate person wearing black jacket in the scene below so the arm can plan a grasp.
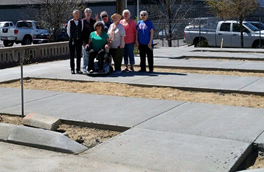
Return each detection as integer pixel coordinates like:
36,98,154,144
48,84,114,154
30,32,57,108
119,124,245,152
81,8,96,73
67,9,83,74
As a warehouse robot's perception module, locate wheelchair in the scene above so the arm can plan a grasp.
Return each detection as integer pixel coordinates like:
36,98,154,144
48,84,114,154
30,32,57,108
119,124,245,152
86,47,113,76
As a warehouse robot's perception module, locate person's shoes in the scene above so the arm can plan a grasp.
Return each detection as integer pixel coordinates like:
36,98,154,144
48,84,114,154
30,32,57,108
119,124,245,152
130,67,134,72
71,70,75,74
138,69,146,72
148,70,153,73
76,70,83,74
83,69,87,74
122,68,129,72
114,70,122,74
89,70,93,73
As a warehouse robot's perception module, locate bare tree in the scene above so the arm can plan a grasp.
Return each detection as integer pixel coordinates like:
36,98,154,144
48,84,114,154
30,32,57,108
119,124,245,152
206,0,258,48
21,0,85,41
142,0,194,47
160,0,195,47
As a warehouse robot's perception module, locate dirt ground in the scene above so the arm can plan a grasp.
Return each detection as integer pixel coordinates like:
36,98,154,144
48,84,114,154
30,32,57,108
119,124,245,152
1,66,264,169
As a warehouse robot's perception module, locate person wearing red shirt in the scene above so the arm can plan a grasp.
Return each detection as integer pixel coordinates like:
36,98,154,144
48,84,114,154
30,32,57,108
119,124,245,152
120,9,136,72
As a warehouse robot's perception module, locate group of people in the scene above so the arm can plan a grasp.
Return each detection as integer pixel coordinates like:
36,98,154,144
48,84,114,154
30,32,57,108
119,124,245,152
67,8,154,74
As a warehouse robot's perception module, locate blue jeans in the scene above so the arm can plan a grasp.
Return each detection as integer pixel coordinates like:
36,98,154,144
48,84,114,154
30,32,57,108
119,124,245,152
82,45,89,71
123,43,135,65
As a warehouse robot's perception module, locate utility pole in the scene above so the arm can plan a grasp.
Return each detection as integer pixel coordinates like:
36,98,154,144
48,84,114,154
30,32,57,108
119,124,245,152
116,0,127,14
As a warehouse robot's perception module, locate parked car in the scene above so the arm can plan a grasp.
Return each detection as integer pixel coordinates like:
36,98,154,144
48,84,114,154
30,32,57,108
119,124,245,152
0,20,48,47
33,30,50,44
184,20,264,48
57,23,69,41
50,23,69,42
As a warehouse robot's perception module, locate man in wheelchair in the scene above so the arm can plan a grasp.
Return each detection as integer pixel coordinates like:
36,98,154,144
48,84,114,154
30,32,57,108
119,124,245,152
85,21,112,74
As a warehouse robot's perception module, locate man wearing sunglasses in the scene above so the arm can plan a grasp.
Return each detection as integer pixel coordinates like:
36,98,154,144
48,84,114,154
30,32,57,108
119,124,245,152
100,11,113,32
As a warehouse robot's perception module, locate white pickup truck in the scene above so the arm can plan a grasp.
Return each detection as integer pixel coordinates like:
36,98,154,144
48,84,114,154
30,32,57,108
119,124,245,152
184,20,264,48
0,21,15,46
1,20,47,47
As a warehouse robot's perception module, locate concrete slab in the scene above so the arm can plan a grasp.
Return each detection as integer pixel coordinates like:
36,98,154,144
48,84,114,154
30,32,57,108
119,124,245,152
0,67,22,83
149,58,245,70
136,102,264,143
234,62,264,72
154,47,186,58
184,51,264,60
133,55,264,73
0,141,153,172
0,87,62,111
5,124,87,154
0,60,68,83
154,47,264,60
0,88,184,127
22,113,60,130
22,59,151,83
125,72,261,93
240,78,264,94
84,127,251,172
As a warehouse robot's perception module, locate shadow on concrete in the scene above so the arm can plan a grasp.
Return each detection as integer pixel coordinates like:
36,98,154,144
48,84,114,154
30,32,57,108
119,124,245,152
87,71,188,78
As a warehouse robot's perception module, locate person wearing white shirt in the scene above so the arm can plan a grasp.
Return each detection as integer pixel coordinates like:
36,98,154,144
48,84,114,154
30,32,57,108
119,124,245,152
67,9,83,74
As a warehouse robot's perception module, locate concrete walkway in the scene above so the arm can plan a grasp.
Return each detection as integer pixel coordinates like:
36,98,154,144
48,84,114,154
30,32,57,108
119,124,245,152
0,47,264,171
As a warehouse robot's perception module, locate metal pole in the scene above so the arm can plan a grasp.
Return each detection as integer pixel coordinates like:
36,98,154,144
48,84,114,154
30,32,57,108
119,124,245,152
20,53,24,117
137,0,139,21
259,16,261,48
199,17,201,47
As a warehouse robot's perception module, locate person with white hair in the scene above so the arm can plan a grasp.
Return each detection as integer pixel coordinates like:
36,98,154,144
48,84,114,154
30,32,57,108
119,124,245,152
67,9,83,74
120,9,136,72
81,8,96,73
136,10,154,73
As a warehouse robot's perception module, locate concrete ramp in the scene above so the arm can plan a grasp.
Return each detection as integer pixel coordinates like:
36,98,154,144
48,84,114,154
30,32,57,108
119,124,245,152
0,123,87,154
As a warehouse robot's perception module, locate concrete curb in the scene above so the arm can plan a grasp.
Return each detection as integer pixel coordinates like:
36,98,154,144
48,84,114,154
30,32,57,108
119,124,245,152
0,123,87,154
22,113,61,131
